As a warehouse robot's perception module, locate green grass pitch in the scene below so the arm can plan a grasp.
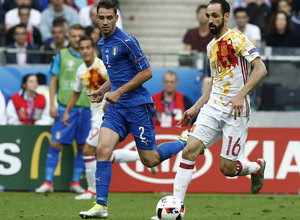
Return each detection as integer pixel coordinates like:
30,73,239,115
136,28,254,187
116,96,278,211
0,192,299,219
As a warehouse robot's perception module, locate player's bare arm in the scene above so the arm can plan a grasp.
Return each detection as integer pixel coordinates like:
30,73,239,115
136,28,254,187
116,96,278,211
62,91,81,126
178,78,213,127
106,67,152,104
89,79,111,103
225,57,267,119
49,75,59,118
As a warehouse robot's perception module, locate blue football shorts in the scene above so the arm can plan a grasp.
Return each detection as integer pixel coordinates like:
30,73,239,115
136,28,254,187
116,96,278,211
51,108,91,145
101,103,157,150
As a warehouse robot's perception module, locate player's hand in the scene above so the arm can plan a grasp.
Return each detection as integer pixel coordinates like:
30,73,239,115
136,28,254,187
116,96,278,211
177,106,198,127
88,90,105,103
50,105,59,118
225,94,244,120
62,112,70,127
105,90,121,104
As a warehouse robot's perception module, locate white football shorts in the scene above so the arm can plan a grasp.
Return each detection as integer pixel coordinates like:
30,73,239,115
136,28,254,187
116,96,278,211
189,104,249,161
86,114,104,147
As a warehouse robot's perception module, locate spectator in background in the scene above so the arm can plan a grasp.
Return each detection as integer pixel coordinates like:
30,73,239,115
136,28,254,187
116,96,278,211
2,0,40,12
85,5,98,36
152,71,193,127
233,0,271,9
6,74,51,125
276,0,292,16
183,5,213,52
291,1,300,33
233,7,261,47
0,90,7,125
90,26,102,53
43,17,69,63
6,5,42,47
40,0,79,42
183,5,213,99
5,0,41,32
79,0,123,29
266,11,300,47
247,0,272,39
6,24,41,65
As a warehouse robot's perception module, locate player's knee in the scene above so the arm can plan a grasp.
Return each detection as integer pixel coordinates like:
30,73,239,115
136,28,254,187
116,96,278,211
182,146,199,161
83,146,96,156
140,156,159,168
96,145,112,160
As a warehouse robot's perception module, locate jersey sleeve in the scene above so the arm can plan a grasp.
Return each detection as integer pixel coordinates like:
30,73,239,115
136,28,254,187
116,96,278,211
49,52,61,76
124,37,150,72
99,59,108,81
233,32,260,63
73,66,83,92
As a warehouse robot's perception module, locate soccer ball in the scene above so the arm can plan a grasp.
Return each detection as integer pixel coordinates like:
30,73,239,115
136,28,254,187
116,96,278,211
156,196,185,220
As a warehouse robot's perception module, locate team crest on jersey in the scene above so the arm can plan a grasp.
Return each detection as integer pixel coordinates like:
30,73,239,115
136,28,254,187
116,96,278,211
217,39,238,69
112,46,118,56
221,45,228,57
67,60,75,71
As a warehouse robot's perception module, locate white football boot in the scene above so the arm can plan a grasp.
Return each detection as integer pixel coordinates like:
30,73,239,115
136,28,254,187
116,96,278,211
75,190,97,200
70,182,85,193
79,202,108,219
35,182,54,193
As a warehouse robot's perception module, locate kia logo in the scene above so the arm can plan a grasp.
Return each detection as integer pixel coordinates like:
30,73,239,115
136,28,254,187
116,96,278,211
119,134,213,184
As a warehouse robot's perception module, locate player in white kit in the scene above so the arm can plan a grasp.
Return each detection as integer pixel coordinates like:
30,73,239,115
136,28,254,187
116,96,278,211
172,0,268,205
63,36,156,200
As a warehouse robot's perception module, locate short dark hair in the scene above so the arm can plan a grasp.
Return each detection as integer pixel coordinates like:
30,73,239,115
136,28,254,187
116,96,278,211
79,35,95,47
233,7,248,17
97,0,117,15
52,16,67,27
18,5,31,14
14,23,26,33
208,0,230,15
69,24,85,32
164,70,178,81
196,5,207,14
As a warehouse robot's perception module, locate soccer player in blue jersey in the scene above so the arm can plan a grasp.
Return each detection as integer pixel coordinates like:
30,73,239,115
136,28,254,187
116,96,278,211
79,0,187,218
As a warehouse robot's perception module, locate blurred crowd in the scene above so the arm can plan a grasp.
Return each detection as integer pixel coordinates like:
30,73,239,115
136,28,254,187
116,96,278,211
0,0,122,65
183,0,300,54
0,0,299,65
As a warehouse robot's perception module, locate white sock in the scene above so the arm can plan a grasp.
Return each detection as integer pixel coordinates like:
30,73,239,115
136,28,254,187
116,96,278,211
83,156,96,192
235,159,260,176
173,158,195,202
110,149,139,163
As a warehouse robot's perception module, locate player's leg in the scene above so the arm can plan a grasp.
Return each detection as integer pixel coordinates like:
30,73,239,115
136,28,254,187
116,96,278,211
70,144,85,193
130,103,186,167
35,141,62,193
75,142,97,200
75,124,99,200
173,136,204,202
79,127,119,219
173,104,222,202
72,108,92,193
35,110,77,193
79,104,125,219
220,115,265,194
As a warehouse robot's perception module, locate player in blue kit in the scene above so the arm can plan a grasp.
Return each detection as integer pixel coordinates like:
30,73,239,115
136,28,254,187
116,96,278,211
79,0,187,218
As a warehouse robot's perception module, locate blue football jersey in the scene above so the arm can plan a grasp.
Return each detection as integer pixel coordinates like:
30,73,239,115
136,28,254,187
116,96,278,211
97,27,153,106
